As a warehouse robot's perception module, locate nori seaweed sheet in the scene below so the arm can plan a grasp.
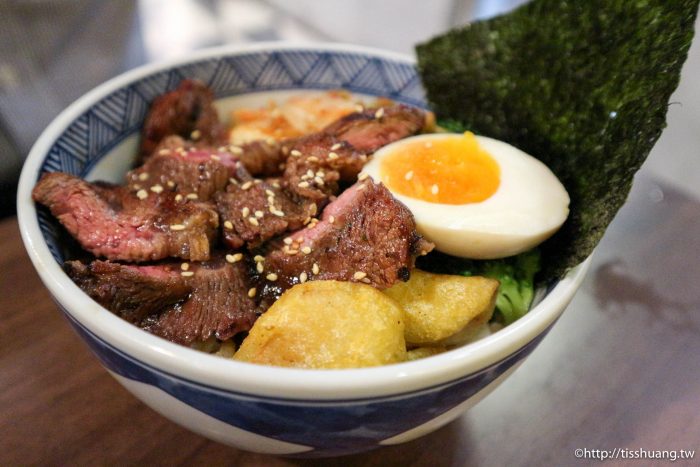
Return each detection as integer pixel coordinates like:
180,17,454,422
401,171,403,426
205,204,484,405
416,0,699,282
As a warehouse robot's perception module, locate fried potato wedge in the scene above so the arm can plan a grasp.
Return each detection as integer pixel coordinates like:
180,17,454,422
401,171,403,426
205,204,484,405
406,346,447,361
383,269,499,346
235,280,407,368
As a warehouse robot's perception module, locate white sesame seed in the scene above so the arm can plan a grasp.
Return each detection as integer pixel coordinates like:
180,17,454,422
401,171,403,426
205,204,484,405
285,248,298,256
190,129,201,140
354,104,364,112
230,146,243,155
229,177,239,185
166,180,175,188
136,189,148,200
186,193,199,200
224,220,233,230
248,217,259,226
241,181,253,190
272,181,280,188
254,255,265,262
256,262,264,273
181,271,194,277
328,152,339,160
138,172,149,181
283,237,293,245
132,183,141,190
174,194,183,202
306,169,314,178
158,148,171,155
210,154,221,161
254,210,264,219
299,272,308,283
405,170,414,181
241,207,250,217
307,156,319,162
358,172,369,181
290,149,302,157
361,277,371,284
353,271,367,280
217,146,227,152
301,246,312,255
226,253,243,263
328,215,335,224
431,184,439,195
375,107,384,119
265,189,275,197
331,143,341,151
248,287,257,298
298,181,310,188
150,184,164,194
266,273,278,281
314,176,324,186
170,224,186,231
312,263,320,275
181,262,190,271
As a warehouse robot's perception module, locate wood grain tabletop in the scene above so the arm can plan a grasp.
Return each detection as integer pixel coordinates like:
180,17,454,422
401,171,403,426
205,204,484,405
2,173,699,466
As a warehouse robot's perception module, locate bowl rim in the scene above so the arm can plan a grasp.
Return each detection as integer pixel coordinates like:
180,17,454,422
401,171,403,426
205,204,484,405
17,41,591,400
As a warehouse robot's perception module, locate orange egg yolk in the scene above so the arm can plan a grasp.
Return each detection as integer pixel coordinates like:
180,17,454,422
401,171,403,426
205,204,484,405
379,132,500,204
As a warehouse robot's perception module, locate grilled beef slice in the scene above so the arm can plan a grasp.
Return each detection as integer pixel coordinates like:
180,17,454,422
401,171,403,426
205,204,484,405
128,135,247,201
66,258,258,346
140,79,224,160
143,258,258,345
259,180,434,304
215,178,316,250
65,260,191,324
238,103,427,179
281,104,427,202
33,172,219,262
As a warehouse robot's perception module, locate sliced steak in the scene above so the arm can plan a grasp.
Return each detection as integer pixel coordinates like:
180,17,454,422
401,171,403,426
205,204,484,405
235,140,287,177
235,104,427,180
215,178,316,249
33,172,219,262
128,135,246,201
259,180,434,304
140,79,224,160
143,258,258,345
281,104,427,202
323,104,427,153
65,260,191,324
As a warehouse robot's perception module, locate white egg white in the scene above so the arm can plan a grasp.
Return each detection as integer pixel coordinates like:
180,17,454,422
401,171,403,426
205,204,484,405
362,133,570,259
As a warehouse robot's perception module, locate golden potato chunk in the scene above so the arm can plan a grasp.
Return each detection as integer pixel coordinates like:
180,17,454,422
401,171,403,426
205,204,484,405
235,281,407,369
406,346,447,361
383,269,499,346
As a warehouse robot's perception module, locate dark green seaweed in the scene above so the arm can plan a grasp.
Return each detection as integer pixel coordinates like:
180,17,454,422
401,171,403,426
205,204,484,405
417,0,699,282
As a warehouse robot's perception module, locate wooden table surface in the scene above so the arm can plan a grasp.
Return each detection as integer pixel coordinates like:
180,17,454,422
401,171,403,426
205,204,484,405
2,173,699,466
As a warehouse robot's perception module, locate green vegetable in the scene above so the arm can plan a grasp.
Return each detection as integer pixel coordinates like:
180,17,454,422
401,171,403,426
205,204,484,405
416,0,699,282
417,249,540,325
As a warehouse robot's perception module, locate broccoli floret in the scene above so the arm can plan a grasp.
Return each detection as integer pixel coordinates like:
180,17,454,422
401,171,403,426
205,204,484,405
452,250,540,325
477,251,540,325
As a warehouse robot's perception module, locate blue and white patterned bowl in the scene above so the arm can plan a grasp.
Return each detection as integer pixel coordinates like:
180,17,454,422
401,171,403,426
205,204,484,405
17,43,590,457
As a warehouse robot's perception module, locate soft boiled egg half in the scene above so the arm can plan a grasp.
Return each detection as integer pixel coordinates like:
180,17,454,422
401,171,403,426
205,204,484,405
362,132,570,259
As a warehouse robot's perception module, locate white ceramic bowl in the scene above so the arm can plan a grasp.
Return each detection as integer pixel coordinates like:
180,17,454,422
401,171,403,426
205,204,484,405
17,43,591,457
